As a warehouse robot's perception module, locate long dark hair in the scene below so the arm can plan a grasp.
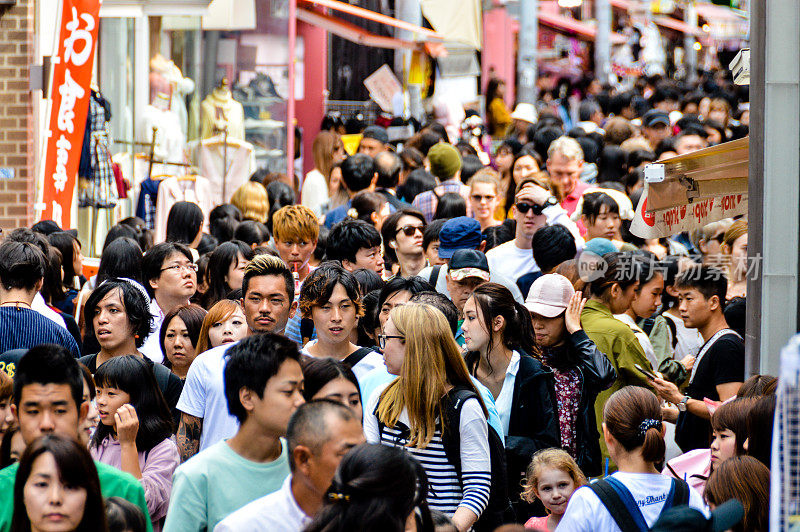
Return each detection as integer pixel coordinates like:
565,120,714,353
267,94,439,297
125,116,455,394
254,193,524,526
201,240,253,309
48,231,80,286
464,283,538,375
159,304,207,366
84,280,152,349
91,355,174,451
11,435,108,532
96,238,143,285
165,201,204,245
306,444,433,532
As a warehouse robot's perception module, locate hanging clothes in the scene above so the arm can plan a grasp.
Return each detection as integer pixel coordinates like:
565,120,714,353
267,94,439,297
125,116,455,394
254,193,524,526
154,176,213,243
78,90,118,208
196,139,255,206
139,105,187,163
135,178,162,230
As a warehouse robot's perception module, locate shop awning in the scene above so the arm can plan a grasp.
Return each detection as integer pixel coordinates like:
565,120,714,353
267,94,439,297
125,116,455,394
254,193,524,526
537,12,627,45
630,137,749,238
297,7,421,50
653,16,703,37
299,0,444,41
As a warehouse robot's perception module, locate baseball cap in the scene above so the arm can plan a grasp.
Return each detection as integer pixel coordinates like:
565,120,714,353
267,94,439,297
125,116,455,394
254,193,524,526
428,142,462,180
448,249,490,282
438,217,483,259
643,109,670,128
362,125,389,144
525,273,575,317
650,499,744,532
583,238,618,257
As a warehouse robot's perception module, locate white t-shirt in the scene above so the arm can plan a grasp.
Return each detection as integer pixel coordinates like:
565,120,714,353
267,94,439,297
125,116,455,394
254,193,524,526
556,472,708,531
300,341,385,382
301,169,329,218
486,240,538,283
32,292,67,330
663,312,704,360
214,474,311,532
176,342,240,452
140,298,167,363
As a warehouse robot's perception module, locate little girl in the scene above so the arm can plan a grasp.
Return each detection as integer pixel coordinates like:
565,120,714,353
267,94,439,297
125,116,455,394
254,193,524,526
91,355,179,530
522,448,587,531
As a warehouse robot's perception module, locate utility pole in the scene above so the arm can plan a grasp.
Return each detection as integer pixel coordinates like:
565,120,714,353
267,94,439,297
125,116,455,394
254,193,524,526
394,0,422,119
595,0,612,84
684,1,698,83
517,0,539,103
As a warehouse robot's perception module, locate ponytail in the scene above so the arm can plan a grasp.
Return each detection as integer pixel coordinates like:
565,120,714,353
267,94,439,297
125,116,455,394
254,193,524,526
603,386,665,464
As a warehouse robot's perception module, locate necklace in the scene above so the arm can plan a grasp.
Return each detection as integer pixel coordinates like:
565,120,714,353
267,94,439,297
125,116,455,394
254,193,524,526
0,301,31,309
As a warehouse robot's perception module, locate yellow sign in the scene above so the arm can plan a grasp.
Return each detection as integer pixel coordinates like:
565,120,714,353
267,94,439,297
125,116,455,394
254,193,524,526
341,134,363,156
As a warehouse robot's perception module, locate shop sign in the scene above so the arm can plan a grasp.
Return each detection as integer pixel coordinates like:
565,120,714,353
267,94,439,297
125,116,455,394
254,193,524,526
630,188,748,239
364,64,402,113
39,0,101,228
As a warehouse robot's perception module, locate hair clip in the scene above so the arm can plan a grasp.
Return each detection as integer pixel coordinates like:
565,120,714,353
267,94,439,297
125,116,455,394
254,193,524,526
347,208,358,219
327,492,351,503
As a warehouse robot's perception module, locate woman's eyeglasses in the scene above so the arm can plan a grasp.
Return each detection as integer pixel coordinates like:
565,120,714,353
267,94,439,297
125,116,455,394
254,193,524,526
396,225,424,237
377,334,405,349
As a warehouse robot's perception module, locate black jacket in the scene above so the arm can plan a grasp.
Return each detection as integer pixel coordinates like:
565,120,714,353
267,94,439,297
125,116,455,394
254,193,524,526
540,329,617,477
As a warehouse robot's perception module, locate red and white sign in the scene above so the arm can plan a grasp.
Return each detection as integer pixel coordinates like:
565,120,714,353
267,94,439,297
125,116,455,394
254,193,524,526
364,64,402,113
39,0,101,227
630,187,748,239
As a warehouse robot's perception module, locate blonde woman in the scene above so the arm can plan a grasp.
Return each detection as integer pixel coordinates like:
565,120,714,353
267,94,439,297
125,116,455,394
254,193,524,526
364,303,492,532
468,169,502,230
302,131,346,217
721,219,748,300
230,181,269,223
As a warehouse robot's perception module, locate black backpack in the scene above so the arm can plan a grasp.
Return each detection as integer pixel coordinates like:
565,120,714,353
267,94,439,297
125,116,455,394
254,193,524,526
440,387,514,532
588,476,690,532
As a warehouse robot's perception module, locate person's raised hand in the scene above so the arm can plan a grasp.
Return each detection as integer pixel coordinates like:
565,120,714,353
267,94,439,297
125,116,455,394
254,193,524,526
652,377,683,404
680,354,696,371
115,404,140,445
515,182,550,206
564,291,587,334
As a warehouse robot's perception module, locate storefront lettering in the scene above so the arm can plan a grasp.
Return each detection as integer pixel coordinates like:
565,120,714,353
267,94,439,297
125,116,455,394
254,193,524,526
63,8,95,66
56,69,84,133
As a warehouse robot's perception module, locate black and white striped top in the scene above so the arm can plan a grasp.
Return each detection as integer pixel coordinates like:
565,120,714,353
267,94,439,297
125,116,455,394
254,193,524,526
365,387,492,518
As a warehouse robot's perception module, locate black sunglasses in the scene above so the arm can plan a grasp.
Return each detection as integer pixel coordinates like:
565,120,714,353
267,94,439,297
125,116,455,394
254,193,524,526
515,202,545,216
396,225,424,237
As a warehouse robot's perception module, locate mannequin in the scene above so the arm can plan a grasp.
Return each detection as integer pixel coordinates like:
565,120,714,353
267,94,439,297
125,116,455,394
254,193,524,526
150,53,195,135
201,77,245,141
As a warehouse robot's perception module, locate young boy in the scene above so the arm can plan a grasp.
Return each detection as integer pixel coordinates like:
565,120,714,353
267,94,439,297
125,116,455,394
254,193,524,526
326,218,384,276
164,333,305,531
652,265,744,453
298,262,382,381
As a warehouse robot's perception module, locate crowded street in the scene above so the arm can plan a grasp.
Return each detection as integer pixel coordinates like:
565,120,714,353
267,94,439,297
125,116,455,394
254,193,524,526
0,0,792,530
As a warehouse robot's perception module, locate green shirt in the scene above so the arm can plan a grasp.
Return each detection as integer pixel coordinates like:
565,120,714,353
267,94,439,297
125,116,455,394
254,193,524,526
581,299,655,470
163,438,290,532
0,460,152,532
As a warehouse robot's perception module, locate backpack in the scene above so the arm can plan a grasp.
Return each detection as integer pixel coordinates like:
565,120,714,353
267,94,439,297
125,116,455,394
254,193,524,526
440,387,514,532
587,476,690,532
373,386,513,531
430,265,443,287
342,347,374,369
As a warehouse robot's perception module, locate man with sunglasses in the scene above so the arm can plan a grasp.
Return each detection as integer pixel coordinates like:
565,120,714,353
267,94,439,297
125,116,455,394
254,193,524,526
140,242,198,362
380,209,427,277
486,180,581,284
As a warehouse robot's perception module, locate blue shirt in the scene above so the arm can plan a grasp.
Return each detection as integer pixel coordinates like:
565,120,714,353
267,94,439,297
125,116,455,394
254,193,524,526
0,307,80,357
323,201,351,229
359,366,506,441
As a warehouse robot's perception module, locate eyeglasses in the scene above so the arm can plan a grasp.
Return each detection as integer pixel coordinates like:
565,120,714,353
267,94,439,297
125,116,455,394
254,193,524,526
471,194,496,203
396,225,424,237
515,202,545,216
377,334,405,349
160,263,198,274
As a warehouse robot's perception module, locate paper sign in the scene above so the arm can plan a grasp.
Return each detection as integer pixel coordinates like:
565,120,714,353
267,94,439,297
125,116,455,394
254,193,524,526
630,186,748,239
39,0,101,228
364,64,403,113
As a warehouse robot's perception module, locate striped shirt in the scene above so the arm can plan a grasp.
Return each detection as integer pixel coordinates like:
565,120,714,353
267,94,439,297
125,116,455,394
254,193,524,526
364,388,491,518
0,307,80,357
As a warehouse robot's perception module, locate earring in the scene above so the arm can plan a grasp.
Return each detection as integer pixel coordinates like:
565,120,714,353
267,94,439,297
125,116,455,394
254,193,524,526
134,334,140,339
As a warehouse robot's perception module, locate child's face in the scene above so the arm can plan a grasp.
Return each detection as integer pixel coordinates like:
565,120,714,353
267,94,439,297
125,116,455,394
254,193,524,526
95,386,131,428
536,467,577,516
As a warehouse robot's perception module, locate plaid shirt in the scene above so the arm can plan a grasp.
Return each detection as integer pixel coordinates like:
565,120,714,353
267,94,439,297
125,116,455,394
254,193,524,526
411,179,472,222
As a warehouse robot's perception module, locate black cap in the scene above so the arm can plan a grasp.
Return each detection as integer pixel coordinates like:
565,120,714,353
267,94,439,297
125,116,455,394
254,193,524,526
650,499,744,532
448,249,490,282
643,109,670,128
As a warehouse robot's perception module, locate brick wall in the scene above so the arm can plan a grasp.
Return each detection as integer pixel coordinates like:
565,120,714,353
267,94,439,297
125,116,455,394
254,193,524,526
0,0,34,230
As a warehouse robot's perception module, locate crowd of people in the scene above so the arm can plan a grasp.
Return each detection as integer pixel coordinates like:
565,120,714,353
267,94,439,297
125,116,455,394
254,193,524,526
0,67,771,532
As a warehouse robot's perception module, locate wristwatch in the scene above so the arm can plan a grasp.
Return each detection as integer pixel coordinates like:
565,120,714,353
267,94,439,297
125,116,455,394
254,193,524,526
542,196,559,208
677,395,690,412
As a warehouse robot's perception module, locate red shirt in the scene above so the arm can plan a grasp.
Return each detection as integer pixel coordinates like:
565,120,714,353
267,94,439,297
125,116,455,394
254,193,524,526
560,180,591,235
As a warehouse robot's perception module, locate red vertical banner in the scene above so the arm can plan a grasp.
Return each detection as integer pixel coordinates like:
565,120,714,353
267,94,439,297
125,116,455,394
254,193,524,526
39,0,101,228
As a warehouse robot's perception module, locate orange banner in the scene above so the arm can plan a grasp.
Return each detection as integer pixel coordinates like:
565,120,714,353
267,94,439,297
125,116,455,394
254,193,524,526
39,0,101,227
